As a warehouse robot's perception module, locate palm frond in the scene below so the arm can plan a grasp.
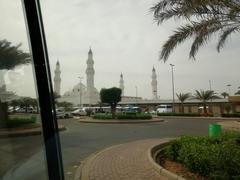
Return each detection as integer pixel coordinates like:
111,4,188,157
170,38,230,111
217,26,240,52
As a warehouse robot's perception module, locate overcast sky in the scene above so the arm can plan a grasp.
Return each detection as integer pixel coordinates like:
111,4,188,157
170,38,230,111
0,0,239,99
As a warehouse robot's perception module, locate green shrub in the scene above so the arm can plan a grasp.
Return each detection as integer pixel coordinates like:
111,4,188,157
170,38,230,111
93,113,113,119
157,113,200,117
164,132,240,178
93,113,152,120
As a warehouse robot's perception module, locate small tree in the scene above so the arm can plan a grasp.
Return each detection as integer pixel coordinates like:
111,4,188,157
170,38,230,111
176,93,191,113
235,90,240,95
56,101,73,111
193,90,220,115
100,87,122,118
221,92,229,98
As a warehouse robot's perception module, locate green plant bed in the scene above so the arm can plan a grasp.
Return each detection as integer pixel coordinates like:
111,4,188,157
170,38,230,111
93,113,152,120
5,115,38,128
157,113,200,117
162,131,240,179
222,113,240,118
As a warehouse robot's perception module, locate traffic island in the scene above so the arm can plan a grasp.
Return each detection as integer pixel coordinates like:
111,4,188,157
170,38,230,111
77,117,164,124
0,124,66,138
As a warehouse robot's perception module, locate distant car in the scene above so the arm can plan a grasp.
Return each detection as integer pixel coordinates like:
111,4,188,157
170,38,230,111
71,108,87,116
156,105,172,113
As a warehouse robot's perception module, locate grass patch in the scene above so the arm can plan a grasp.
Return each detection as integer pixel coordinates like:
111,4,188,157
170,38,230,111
93,113,152,120
5,115,38,128
163,131,240,179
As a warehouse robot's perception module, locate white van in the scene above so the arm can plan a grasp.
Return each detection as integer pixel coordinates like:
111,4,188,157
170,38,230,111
156,105,172,113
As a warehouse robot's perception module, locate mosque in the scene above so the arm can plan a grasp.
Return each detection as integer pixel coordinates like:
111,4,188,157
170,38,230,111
54,48,158,106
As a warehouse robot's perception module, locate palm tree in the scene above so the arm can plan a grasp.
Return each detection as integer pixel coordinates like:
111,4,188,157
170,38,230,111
176,93,191,113
221,92,229,98
0,39,30,70
235,90,240,95
0,39,30,127
151,0,240,61
193,90,220,115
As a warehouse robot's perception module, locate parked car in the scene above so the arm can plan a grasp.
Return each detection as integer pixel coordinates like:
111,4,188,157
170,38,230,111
71,108,87,116
56,108,72,119
156,105,172,113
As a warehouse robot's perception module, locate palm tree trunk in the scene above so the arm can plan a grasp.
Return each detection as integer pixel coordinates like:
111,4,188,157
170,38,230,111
203,103,207,115
0,101,8,128
181,103,184,113
111,104,116,119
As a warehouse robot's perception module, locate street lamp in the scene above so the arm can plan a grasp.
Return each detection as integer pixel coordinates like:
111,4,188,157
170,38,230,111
227,84,232,96
135,86,138,105
170,64,175,113
78,76,83,108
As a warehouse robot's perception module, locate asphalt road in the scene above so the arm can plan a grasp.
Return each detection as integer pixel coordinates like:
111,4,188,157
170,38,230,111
0,117,219,180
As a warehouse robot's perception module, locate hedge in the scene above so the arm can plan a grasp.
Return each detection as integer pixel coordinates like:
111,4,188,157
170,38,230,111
93,113,152,120
164,132,240,179
157,113,200,117
222,113,240,118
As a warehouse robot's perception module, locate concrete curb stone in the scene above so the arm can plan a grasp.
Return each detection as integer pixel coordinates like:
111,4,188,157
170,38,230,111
148,140,186,180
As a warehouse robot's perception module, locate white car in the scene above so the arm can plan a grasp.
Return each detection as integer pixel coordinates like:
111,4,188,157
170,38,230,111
56,109,72,119
71,108,87,116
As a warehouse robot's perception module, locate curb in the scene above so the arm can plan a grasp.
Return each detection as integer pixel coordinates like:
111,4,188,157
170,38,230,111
78,118,164,124
148,140,186,180
0,124,66,138
74,143,123,180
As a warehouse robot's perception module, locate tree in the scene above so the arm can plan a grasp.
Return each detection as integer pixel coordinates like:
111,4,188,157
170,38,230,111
0,39,30,127
10,99,22,113
100,87,122,118
221,92,229,98
56,101,73,111
21,97,36,113
193,90,220,115
151,0,240,61
176,93,191,113
235,90,240,95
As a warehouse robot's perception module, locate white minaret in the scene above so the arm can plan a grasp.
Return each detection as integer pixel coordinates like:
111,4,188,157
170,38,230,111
151,66,158,100
86,48,95,105
119,73,124,96
54,60,61,95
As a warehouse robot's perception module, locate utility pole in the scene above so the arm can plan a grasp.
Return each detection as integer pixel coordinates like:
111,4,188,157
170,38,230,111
78,76,83,108
170,64,175,113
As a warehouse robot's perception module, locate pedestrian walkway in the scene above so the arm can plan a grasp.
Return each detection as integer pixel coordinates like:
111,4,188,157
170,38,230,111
77,139,169,180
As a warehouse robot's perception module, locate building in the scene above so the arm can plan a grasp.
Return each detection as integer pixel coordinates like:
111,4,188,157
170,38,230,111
54,61,61,95
58,49,100,106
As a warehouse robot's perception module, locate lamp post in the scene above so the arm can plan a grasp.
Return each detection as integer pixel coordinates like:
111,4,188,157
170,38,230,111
227,84,232,96
209,80,213,113
170,64,175,113
135,86,138,105
78,76,83,108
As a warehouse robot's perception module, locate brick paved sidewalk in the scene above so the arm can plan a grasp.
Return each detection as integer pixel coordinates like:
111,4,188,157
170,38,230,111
77,139,169,180
218,120,240,131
